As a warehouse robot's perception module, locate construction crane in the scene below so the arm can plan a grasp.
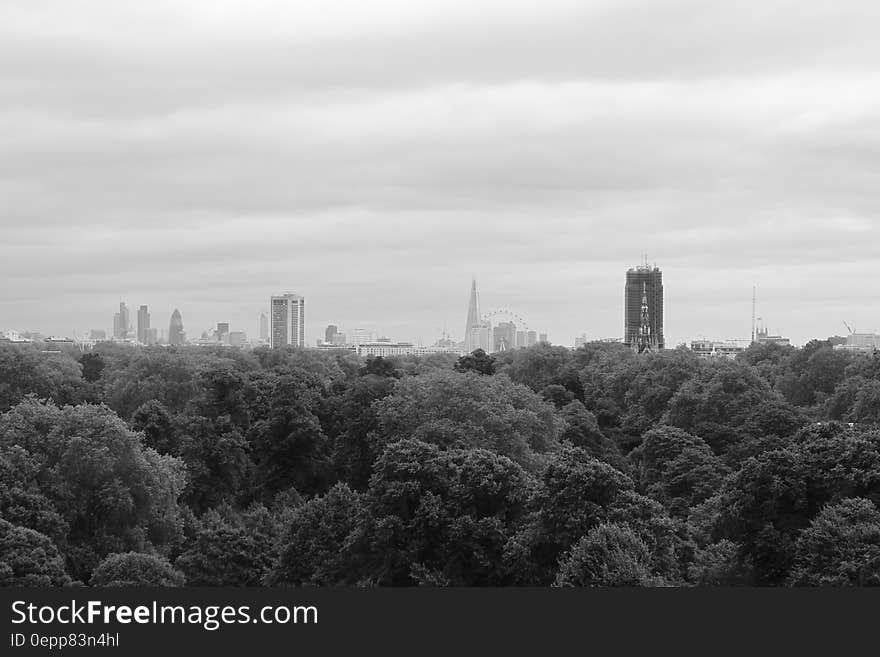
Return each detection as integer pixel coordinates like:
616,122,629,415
843,321,855,335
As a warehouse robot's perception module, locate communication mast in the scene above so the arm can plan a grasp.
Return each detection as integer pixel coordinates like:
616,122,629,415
751,285,757,345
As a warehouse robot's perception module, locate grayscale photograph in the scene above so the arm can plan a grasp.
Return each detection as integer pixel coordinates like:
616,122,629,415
2,0,880,599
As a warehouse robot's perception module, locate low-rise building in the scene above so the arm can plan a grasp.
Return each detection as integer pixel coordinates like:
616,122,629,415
691,339,749,360
835,333,880,353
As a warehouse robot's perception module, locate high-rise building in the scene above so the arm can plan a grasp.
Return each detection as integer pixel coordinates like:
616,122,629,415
144,327,159,346
217,322,230,344
349,328,376,345
539,333,548,343
624,263,664,351
137,305,150,344
493,321,517,352
270,293,305,348
325,324,339,344
169,309,186,346
229,331,247,348
527,330,538,347
113,301,130,340
259,313,269,341
464,279,492,353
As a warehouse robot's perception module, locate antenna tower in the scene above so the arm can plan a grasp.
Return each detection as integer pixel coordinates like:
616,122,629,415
751,285,757,344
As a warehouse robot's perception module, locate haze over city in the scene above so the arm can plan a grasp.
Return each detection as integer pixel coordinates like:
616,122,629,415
2,0,880,346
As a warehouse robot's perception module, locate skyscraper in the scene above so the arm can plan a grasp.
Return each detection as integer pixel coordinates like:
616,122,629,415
624,262,664,351
270,293,305,348
325,324,339,344
464,279,491,353
113,301,130,340
137,305,150,344
349,328,375,345
144,327,158,345
493,321,517,352
259,312,269,341
217,322,230,343
169,308,186,346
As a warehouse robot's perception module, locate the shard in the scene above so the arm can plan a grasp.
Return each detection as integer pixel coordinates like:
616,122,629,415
464,279,491,354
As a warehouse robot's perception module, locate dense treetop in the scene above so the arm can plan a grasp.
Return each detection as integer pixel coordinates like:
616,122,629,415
1,339,879,587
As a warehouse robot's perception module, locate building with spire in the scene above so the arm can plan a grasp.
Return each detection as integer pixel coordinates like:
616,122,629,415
464,279,491,353
634,283,658,354
493,321,517,352
624,261,664,351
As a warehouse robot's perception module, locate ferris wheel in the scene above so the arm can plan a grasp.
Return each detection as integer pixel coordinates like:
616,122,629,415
481,309,530,331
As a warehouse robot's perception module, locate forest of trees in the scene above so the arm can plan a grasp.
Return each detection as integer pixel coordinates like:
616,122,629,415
2,338,880,587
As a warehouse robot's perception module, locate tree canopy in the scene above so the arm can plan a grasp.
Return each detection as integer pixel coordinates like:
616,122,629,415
2,338,880,587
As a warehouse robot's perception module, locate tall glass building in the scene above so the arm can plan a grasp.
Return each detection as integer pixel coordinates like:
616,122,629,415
168,308,186,346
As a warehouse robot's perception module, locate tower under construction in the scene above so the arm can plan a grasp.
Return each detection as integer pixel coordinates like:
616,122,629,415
624,262,664,351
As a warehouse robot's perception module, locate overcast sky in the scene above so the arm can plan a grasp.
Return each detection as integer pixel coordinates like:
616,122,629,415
2,0,879,347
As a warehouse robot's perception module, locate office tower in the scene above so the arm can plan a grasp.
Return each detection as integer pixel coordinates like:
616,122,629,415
539,333,548,343
493,321,517,352
217,322,230,343
144,328,159,346
464,279,492,353
169,309,186,346
137,305,150,344
624,262,664,350
259,313,269,341
516,330,526,348
349,328,376,345
270,293,305,348
229,331,247,348
325,324,339,344
120,302,130,338
527,330,538,347
113,301,130,340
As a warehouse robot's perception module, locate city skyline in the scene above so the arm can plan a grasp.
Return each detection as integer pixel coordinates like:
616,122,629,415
0,269,865,348
2,2,880,347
